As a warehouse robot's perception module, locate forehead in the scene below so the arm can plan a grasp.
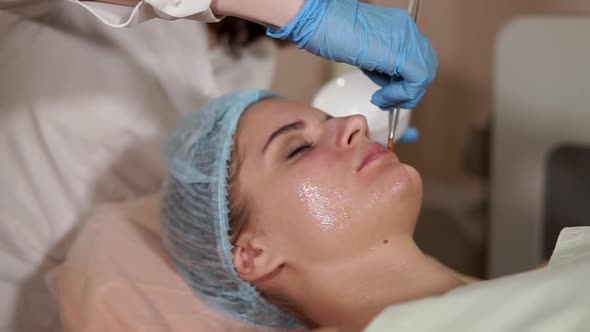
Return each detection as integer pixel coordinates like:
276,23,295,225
237,98,324,143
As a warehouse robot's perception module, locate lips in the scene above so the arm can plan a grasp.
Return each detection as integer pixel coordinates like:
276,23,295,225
357,142,394,172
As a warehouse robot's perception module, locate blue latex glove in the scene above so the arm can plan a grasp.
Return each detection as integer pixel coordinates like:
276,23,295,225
399,127,420,144
267,0,438,110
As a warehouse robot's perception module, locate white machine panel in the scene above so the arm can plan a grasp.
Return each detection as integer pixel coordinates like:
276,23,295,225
490,16,590,277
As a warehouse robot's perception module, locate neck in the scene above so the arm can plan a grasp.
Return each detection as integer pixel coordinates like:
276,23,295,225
286,237,466,329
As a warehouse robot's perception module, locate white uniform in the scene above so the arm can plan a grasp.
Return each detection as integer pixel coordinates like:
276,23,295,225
0,1,276,331
365,227,590,332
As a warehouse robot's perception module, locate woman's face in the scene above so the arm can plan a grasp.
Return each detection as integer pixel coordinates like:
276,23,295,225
234,98,422,267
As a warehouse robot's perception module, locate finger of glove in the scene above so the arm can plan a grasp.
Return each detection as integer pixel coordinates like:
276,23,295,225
398,127,420,144
361,69,398,88
396,89,427,110
371,81,421,109
396,33,438,84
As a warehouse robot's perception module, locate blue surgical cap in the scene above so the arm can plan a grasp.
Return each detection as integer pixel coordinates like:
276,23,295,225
160,90,303,328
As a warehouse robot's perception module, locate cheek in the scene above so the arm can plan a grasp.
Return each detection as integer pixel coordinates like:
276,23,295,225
252,168,353,238
300,150,343,176
254,164,423,266
296,178,353,232
275,156,422,236
291,151,357,232
251,175,355,263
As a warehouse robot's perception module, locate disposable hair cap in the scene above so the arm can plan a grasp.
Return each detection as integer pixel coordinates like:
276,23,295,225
160,90,303,328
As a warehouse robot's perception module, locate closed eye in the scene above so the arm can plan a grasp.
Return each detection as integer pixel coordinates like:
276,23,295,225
287,142,313,160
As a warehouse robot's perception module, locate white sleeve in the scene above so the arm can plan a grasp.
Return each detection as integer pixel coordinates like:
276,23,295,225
69,0,220,27
0,0,220,28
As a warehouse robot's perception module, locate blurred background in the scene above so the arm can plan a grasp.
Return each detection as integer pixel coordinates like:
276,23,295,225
270,0,590,279
4,2,590,330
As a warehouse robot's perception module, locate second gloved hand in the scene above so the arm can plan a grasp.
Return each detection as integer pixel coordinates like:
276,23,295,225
267,0,438,110
398,127,419,144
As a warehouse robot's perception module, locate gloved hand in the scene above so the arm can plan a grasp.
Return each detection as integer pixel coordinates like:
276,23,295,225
399,127,420,144
267,0,438,110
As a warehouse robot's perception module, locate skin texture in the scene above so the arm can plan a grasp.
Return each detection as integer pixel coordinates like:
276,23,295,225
231,99,466,330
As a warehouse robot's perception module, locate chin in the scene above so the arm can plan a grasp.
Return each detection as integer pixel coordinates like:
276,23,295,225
357,159,422,214
376,163,423,232
394,163,422,205
401,163,422,193
381,161,422,195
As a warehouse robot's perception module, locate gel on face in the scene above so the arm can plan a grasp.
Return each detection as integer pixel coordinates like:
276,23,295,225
298,178,352,232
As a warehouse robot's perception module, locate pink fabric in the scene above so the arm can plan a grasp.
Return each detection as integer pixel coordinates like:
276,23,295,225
48,195,301,332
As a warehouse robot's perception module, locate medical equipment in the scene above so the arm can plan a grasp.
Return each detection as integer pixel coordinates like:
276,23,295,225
388,0,422,152
160,90,303,328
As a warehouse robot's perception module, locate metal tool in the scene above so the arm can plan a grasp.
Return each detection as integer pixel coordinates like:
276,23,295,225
388,0,422,152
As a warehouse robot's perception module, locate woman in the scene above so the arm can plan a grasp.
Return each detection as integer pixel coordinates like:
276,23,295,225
0,0,436,330
161,90,470,330
161,91,590,332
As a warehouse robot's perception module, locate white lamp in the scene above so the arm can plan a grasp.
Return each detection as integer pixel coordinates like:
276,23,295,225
312,69,412,145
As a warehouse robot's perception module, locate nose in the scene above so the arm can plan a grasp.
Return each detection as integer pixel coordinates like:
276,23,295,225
335,114,370,148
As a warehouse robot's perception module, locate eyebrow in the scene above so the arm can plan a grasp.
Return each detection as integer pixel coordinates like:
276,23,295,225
262,113,333,154
262,120,305,154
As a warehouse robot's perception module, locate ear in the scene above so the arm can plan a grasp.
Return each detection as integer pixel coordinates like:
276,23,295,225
232,235,283,282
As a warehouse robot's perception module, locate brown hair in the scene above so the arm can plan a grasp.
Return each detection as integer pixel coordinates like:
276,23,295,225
227,134,252,243
226,119,312,327
209,17,290,57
